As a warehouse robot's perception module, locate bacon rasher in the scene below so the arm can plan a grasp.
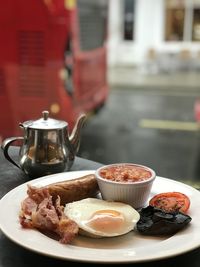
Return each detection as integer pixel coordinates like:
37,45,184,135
19,185,79,244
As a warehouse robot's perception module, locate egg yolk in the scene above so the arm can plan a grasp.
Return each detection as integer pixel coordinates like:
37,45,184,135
86,209,125,234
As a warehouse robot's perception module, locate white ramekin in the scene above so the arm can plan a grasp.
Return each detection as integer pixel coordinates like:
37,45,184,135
95,163,156,209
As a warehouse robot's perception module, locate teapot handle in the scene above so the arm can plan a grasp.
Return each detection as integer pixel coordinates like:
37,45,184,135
1,137,24,169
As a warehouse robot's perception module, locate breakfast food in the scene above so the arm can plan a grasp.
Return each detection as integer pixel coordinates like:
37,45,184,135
18,169,192,244
43,174,99,205
19,185,79,244
19,174,98,243
149,192,190,213
64,198,140,238
95,163,156,209
19,174,99,244
136,205,192,235
136,191,192,235
99,164,152,183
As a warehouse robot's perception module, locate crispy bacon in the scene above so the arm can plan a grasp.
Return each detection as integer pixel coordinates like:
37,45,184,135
21,196,38,216
56,217,79,244
31,197,59,230
19,196,38,228
19,185,79,244
27,185,50,204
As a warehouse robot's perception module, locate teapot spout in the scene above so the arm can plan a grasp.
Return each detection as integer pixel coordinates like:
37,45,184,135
69,113,86,155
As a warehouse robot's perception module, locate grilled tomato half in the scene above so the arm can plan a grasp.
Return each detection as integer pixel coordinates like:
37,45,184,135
149,192,190,213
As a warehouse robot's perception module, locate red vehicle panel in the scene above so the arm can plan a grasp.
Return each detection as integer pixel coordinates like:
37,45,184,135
0,0,108,139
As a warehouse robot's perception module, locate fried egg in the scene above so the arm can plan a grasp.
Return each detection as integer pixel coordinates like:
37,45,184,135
64,198,140,238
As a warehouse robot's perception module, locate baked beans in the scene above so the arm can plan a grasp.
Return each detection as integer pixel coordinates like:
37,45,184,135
99,165,152,183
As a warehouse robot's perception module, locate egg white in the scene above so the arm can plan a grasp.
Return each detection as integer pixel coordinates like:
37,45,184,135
64,198,140,238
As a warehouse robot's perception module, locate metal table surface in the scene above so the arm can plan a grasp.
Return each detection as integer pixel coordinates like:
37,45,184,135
0,147,199,267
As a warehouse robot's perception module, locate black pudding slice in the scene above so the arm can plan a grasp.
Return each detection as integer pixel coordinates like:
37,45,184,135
136,205,192,235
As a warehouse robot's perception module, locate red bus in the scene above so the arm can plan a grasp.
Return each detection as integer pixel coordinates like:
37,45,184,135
0,0,109,140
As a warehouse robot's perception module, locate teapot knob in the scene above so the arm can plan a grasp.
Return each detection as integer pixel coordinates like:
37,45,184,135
42,110,49,120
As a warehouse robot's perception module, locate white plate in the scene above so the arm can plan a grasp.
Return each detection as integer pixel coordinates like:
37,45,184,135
0,170,200,263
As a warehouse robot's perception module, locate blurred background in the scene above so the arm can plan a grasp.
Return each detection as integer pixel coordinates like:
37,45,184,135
79,0,200,189
0,0,200,188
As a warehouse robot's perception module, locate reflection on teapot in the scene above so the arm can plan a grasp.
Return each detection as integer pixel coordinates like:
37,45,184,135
1,111,86,178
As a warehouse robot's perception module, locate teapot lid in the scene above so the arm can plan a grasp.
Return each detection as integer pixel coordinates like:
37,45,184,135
23,111,67,130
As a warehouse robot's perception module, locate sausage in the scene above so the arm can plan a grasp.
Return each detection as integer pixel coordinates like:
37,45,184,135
46,174,99,205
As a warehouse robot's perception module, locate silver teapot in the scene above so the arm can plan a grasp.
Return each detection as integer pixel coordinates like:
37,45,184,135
1,111,86,178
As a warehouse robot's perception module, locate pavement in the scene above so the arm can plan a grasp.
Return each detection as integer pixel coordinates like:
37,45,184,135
108,67,200,92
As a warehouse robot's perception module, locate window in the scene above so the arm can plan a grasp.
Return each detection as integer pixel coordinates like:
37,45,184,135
165,0,200,42
192,8,200,41
77,0,108,51
123,0,135,41
165,5,185,41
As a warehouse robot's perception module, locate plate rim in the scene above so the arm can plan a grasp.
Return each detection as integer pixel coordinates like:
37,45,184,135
0,170,200,263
